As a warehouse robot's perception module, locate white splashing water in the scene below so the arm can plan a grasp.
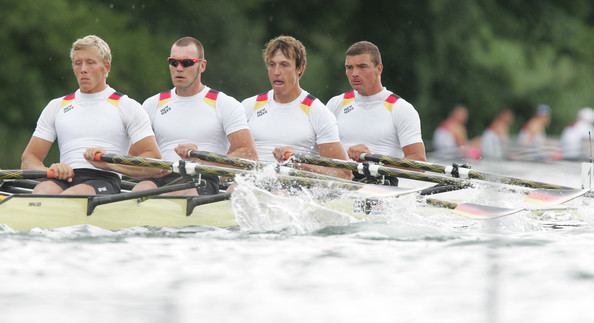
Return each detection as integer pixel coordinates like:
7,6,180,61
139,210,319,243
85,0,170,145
231,172,354,234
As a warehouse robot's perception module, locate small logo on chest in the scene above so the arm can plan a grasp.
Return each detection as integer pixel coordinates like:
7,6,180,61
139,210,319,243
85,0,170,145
63,105,75,113
343,105,354,114
160,106,171,115
256,108,268,117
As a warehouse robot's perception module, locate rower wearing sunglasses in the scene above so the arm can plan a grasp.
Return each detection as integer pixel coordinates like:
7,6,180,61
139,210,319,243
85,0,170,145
241,35,352,180
135,37,257,195
21,35,161,195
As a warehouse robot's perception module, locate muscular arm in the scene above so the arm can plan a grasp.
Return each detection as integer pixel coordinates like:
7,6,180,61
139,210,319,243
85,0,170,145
21,136,75,180
85,136,164,178
21,136,53,171
227,129,258,161
301,142,353,180
402,142,426,161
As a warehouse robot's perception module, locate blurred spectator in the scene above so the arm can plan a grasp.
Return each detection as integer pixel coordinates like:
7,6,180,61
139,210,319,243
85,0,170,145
517,104,551,147
480,108,514,159
515,104,553,160
432,104,468,154
560,107,594,160
432,104,480,159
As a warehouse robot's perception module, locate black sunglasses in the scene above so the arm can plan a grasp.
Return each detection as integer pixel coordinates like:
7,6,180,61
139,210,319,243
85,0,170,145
168,57,200,68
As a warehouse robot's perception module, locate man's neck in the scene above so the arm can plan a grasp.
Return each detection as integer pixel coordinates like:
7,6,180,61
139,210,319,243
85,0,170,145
176,83,204,97
358,84,383,96
274,87,302,103
80,83,108,94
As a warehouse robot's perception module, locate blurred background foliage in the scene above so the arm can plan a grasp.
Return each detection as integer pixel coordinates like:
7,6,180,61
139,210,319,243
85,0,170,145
1,0,594,167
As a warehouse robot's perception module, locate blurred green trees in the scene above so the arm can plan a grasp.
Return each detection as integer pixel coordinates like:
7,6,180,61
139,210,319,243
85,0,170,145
1,0,594,167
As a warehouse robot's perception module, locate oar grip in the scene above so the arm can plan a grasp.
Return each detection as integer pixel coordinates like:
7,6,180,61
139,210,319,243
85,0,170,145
46,169,56,178
93,152,103,161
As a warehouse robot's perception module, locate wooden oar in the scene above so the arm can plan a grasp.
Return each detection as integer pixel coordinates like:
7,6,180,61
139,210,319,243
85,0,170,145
360,153,571,189
187,150,259,169
293,153,590,204
190,149,377,185
187,150,349,182
292,153,469,187
95,153,429,198
0,169,56,180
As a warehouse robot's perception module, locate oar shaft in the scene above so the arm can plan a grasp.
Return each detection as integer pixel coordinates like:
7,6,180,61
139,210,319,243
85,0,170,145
188,150,353,183
97,153,244,177
361,153,446,173
188,150,258,169
293,153,466,186
96,153,173,170
0,169,55,180
361,153,569,190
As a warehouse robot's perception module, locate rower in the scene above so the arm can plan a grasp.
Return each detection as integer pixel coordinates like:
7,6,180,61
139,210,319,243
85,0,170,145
560,107,594,161
21,35,161,195
134,36,258,196
326,41,426,185
516,104,552,160
241,35,352,180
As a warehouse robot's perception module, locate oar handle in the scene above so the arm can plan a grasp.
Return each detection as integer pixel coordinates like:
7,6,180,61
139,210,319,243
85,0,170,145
46,169,56,178
0,169,56,180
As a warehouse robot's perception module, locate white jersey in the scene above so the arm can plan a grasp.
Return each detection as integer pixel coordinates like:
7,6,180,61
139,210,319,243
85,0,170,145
33,86,154,170
432,126,457,152
517,127,546,147
143,86,248,162
327,88,423,158
480,128,504,159
560,121,594,159
242,89,340,163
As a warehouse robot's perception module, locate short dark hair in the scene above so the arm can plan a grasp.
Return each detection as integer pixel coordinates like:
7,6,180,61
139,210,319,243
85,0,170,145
173,37,205,59
346,41,382,66
263,35,307,72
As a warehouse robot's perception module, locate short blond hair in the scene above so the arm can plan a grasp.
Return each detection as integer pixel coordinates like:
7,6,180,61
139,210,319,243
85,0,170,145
173,36,205,59
263,35,307,72
346,41,382,66
70,35,112,64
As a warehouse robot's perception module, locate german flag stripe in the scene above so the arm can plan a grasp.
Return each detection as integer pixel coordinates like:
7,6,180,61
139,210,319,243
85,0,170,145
108,92,123,100
340,90,355,107
205,89,219,101
204,89,219,108
158,91,171,107
299,94,316,115
383,93,399,112
385,94,398,104
256,92,268,102
301,94,316,107
255,92,269,110
60,93,76,108
107,91,124,107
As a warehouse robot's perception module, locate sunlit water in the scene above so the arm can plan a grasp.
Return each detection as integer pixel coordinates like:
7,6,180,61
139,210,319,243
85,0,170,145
1,160,594,323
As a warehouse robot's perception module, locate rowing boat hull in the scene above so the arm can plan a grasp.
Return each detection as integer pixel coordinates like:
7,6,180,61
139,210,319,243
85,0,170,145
0,194,236,231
